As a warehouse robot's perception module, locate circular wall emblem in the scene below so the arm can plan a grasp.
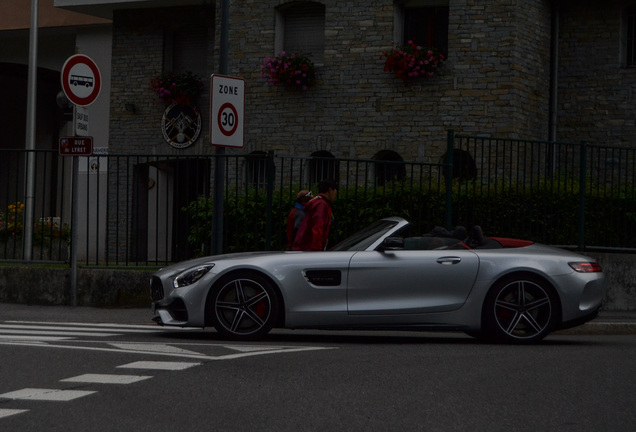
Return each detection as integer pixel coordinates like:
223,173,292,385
161,103,202,149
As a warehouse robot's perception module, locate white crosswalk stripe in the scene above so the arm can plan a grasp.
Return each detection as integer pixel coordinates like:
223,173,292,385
61,374,152,384
0,321,336,361
118,361,201,370
0,409,29,419
5,321,165,332
0,321,174,342
0,388,96,401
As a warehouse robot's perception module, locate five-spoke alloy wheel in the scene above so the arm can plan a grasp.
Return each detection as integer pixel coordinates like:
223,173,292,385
207,272,279,340
484,275,557,343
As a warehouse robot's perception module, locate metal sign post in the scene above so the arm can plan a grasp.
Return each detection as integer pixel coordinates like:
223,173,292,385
70,142,79,306
59,135,93,306
211,0,231,256
23,0,39,261
60,53,100,305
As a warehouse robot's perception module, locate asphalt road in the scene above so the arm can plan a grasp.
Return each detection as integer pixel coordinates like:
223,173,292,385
0,304,635,431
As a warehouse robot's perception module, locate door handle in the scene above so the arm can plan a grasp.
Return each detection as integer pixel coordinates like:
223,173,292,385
437,257,461,265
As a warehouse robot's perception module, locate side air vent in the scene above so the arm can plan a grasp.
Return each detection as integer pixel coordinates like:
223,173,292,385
304,270,341,286
150,276,164,301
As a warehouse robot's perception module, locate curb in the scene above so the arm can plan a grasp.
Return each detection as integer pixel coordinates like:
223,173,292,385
556,321,636,335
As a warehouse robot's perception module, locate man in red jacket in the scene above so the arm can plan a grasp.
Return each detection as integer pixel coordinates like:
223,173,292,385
292,180,337,251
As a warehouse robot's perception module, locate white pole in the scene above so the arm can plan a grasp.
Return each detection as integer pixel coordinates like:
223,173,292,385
23,0,39,261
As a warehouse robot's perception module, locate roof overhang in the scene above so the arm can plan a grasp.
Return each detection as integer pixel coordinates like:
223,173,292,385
54,0,213,19
0,0,112,30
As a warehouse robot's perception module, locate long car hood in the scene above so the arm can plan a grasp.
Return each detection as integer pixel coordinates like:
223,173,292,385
154,251,288,276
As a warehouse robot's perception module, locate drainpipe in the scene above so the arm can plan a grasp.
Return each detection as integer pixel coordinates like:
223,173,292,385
548,0,560,174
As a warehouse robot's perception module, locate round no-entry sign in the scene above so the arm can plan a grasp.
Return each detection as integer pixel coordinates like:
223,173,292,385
210,74,245,148
61,54,102,106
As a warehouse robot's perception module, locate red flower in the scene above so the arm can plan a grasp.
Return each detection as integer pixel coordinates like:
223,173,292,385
382,40,445,83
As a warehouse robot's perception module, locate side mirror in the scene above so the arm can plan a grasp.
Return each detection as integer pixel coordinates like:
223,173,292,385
382,236,404,251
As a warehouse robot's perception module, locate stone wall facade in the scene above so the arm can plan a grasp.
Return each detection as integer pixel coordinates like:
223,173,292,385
212,0,552,163
107,0,561,163
558,0,636,147
106,0,635,159
103,0,634,260
109,6,215,155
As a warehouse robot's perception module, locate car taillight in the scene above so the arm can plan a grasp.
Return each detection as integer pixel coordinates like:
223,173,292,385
569,262,602,273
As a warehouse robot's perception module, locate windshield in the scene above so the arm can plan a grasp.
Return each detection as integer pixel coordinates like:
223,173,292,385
330,219,400,251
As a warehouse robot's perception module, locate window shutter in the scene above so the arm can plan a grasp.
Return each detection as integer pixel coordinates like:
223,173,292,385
173,25,207,77
283,4,325,64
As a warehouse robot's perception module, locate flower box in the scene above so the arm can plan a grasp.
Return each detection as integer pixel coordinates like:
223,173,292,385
382,41,445,83
261,52,316,91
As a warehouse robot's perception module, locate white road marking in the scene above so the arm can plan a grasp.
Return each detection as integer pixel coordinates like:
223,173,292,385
109,342,205,356
118,361,201,371
0,329,120,337
0,388,96,401
0,337,336,360
0,409,28,419
4,321,170,333
223,344,289,352
0,322,337,360
0,335,72,342
60,374,152,385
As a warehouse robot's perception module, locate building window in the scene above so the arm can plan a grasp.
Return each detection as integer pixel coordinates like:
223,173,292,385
309,150,337,185
373,150,405,186
246,151,268,188
396,1,449,56
276,1,326,65
623,7,636,67
162,9,209,78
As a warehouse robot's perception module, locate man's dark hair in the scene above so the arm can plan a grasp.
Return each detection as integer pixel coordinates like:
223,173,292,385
318,179,337,194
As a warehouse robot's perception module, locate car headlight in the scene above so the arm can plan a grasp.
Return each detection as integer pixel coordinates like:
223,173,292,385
173,265,215,288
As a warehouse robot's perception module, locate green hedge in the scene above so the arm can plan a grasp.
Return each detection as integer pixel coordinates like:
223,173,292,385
182,177,636,256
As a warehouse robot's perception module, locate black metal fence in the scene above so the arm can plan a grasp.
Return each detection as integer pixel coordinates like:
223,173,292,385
452,132,636,250
1,130,635,266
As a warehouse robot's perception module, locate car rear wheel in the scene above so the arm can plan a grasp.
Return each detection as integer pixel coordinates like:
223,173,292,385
483,275,557,344
207,272,279,340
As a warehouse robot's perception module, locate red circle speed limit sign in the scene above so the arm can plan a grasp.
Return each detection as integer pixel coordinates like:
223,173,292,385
210,74,245,148
217,102,239,136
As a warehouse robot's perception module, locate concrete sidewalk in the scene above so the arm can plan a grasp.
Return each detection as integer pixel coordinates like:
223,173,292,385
0,303,153,326
0,303,634,335
556,310,636,335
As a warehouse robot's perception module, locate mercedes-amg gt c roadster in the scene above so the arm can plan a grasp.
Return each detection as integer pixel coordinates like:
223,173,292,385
150,217,605,344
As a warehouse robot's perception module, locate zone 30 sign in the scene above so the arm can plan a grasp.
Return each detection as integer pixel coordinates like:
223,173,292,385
210,74,245,148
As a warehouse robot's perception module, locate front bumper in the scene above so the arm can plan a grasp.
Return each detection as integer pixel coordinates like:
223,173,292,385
152,297,189,326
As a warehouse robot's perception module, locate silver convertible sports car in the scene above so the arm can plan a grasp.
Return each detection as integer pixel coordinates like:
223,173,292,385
150,217,605,344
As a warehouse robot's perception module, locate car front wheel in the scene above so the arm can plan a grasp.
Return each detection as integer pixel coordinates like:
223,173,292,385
207,272,279,340
483,275,557,344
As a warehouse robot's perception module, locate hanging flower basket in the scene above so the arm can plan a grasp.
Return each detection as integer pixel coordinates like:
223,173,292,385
150,71,205,106
382,40,446,83
261,52,316,91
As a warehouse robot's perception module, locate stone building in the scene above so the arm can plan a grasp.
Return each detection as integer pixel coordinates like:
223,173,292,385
3,0,635,260
55,0,634,166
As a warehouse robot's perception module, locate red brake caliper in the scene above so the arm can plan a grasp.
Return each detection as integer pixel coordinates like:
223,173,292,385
255,300,267,318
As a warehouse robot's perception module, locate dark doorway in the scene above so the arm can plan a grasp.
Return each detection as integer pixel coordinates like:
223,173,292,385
132,158,211,263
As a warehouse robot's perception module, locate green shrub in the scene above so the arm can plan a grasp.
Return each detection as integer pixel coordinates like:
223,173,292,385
182,176,636,256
